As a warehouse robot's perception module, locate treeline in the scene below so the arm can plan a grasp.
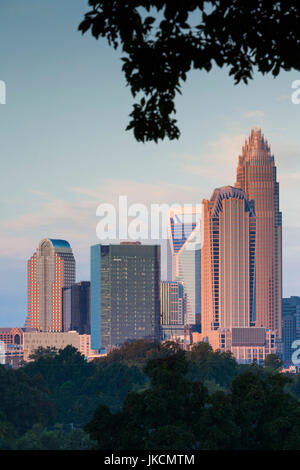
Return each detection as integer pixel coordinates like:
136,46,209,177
0,340,300,449
86,343,300,450
0,343,148,449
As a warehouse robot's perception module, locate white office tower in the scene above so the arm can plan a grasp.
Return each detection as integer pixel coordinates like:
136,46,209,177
167,207,201,325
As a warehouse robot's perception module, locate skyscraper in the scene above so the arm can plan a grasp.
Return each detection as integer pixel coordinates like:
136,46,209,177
90,242,160,351
160,281,185,326
167,207,201,325
235,128,282,337
201,186,256,337
63,281,90,334
26,239,76,332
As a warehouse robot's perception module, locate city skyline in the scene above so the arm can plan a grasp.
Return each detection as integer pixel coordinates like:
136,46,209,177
1,126,295,331
1,1,300,326
2,1,300,453
14,128,283,357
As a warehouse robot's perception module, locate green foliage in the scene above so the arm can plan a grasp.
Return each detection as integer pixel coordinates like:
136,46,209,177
186,342,238,387
0,411,13,450
23,345,147,424
287,372,300,400
195,390,241,450
13,424,96,450
79,1,300,142
143,341,189,388
203,379,226,395
0,364,55,437
144,425,195,451
29,346,58,361
264,353,283,370
3,339,300,450
86,346,208,449
0,345,148,449
228,368,299,449
85,348,300,450
95,339,160,368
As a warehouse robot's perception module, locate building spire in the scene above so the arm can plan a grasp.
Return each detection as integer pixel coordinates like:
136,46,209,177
238,127,272,165
235,129,282,338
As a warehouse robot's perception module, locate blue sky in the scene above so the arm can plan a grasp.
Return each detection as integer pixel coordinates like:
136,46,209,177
1,0,300,326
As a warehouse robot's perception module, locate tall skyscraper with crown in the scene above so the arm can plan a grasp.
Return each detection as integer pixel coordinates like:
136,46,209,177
235,128,282,338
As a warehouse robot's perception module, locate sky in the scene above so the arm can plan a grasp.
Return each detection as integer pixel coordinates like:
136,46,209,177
1,1,300,326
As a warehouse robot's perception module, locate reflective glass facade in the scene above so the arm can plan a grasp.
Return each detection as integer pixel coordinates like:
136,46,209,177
91,243,160,351
160,281,185,326
62,281,90,334
168,208,201,325
201,186,256,334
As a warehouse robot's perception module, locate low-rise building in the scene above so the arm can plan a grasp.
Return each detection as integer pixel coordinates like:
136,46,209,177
194,327,276,364
23,331,96,362
0,327,29,367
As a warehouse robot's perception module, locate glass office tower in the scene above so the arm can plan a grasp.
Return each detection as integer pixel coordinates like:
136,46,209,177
160,280,185,326
201,186,256,336
90,242,160,351
167,207,201,326
63,281,90,334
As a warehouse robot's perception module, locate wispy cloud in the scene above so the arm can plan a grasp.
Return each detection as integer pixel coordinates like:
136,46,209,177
30,190,54,199
72,179,202,205
1,130,300,297
244,110,265,118
177,133,245,190
276,94,290,103
2,199,95,231
0,179,204,260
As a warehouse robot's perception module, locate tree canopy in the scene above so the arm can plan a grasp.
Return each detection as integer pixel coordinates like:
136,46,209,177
264,353,283,371
2,340,300,449
22,345,146,424
85,345,300,450
85,343,208,449
0,364,55,438
79,1,300,142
